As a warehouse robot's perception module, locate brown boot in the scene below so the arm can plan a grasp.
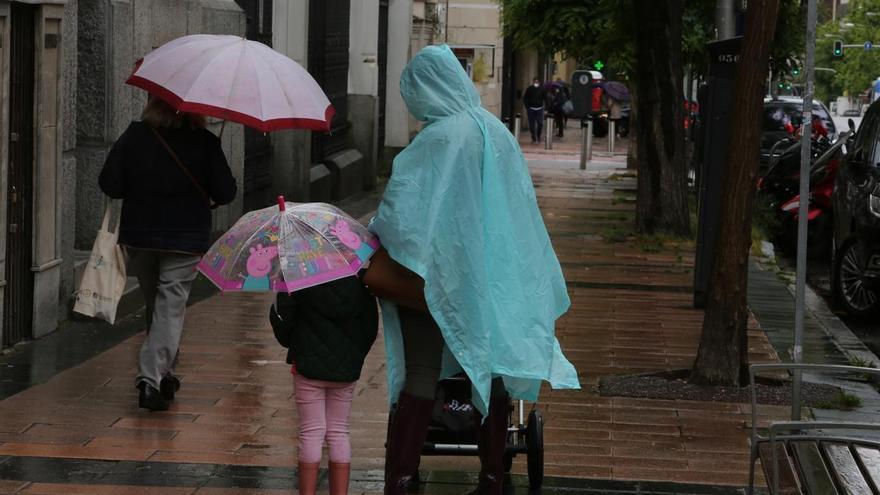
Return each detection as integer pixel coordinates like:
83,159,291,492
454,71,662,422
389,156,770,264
329,462,350,495
472,393,510,494
297,462,320,495
384,392,435,495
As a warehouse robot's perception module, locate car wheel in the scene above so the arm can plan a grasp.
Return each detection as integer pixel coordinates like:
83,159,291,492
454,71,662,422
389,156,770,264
833,238,880,317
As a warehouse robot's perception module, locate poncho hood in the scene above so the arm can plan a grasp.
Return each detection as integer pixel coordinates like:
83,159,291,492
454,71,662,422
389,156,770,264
370,44,580,416
400,45,481,122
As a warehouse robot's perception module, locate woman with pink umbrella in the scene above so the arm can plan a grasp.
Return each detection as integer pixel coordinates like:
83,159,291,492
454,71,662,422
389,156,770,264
99,33,335,413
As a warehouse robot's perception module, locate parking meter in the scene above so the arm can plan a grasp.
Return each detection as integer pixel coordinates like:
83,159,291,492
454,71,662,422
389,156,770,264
693,36,742,308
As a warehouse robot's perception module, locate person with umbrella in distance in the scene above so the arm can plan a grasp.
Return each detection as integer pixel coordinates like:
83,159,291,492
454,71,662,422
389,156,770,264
98,95,237,411
362,45,579,495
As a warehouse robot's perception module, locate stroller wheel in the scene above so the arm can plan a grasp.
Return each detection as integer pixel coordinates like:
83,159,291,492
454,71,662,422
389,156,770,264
526,410,544,488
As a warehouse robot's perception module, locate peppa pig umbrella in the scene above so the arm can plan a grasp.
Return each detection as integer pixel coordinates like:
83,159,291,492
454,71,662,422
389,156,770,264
197,197,379,293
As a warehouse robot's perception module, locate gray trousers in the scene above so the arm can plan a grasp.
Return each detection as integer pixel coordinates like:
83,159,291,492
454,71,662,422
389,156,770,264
398,307,505,400
127,248,200,389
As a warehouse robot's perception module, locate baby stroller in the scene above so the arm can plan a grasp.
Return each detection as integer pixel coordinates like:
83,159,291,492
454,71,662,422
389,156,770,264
390,374,546,489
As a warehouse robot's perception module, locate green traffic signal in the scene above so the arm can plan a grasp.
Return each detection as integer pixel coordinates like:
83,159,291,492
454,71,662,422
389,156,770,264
792,68,800,76
833,40,843,57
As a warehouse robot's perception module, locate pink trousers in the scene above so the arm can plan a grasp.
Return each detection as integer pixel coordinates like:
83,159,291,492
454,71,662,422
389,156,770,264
293,374,357,463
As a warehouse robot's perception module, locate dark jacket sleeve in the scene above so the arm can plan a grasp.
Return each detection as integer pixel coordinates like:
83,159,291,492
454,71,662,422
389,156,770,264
270,293,297,348
205,132,237,205
98,123,134,199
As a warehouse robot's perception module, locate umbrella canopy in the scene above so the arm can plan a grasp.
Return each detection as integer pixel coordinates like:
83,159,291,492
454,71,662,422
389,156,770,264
126,34,334,132
198,199,379,293
602,81,630,102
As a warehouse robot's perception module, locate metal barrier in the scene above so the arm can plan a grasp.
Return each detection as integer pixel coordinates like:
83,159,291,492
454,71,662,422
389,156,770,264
514,113,521,141
608,120,616,154
580,118,592,170
544,114,553,150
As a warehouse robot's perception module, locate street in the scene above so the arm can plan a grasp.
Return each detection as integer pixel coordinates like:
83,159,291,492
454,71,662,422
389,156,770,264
5,1,880,493
802,257,880,357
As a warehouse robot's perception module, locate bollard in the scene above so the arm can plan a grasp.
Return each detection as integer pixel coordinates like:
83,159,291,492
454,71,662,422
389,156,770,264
514,113,522,143
544,114,553,150
608,120,616,154
580,118,592,170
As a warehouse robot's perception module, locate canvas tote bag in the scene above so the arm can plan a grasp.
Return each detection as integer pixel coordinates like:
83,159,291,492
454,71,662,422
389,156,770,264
73,201,126,323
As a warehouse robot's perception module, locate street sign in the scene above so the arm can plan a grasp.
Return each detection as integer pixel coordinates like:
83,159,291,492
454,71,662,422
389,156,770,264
866,41,873,51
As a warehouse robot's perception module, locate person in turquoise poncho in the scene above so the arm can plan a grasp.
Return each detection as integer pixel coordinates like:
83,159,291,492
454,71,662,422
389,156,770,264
362,45,579,495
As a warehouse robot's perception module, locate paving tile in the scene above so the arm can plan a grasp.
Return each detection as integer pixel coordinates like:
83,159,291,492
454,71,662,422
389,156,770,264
19,484,196,495
0,444,155,462
0,480,29,494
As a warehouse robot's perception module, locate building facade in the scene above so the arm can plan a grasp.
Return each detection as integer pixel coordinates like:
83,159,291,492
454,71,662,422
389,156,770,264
0,0,247,350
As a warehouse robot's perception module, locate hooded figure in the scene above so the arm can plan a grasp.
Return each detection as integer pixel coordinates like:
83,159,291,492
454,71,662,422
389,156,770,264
368,45,578,494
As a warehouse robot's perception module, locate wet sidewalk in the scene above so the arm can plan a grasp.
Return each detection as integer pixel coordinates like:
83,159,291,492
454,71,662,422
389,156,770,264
0,131,791,494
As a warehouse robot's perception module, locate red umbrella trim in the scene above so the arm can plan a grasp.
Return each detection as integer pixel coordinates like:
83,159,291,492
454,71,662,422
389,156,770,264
126,72,336,133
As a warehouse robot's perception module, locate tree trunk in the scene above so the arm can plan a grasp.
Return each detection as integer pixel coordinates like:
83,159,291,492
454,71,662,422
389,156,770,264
691,0,780,386
627,88,638,170
632,0,690,236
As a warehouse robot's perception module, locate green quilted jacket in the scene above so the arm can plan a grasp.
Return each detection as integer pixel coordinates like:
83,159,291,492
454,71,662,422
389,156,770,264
269,277,378,383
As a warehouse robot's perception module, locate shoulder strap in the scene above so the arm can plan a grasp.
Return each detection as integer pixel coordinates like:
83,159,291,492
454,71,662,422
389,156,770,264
149,126,218,209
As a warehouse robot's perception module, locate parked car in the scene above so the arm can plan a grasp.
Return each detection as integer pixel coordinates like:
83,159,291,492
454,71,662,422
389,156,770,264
831,107,880,317
761,97,837,172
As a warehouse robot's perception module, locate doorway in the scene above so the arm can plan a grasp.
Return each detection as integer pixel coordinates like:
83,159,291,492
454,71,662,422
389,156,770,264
4,3,37,347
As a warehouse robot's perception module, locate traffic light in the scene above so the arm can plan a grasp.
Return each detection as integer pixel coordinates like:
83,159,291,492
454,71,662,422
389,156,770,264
834,40,843,57
792,67,800,76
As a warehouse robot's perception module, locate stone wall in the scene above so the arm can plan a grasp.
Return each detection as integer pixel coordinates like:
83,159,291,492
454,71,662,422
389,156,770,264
72,0,245,253
60,0,78,309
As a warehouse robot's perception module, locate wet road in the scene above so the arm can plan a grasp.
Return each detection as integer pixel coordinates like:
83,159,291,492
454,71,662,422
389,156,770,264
781,256,880,359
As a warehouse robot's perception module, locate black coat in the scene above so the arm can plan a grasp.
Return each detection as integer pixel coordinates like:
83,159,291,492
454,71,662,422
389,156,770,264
99,121,237,254
269,277,378,383
522,85,546,109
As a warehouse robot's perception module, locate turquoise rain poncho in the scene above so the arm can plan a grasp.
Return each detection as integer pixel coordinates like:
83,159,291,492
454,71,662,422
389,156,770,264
369,45,580,416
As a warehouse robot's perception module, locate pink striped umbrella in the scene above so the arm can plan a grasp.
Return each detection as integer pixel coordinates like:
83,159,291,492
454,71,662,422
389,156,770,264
126,34,334,132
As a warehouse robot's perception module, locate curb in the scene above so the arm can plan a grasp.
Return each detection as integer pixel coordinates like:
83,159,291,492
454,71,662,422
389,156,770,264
753,243,880,367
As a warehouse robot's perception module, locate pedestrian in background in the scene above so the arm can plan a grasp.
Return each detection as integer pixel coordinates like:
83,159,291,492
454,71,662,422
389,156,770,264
269,276,378,495
364,45,579,495
98,95,237,411
550,87,567,138
522,77,546,143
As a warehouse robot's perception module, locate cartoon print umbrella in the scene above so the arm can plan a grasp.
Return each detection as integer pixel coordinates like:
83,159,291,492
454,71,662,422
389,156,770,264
126,34,334,132
198,197,379,293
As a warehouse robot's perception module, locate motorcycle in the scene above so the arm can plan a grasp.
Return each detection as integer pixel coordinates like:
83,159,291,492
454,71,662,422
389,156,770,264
756,130,852,258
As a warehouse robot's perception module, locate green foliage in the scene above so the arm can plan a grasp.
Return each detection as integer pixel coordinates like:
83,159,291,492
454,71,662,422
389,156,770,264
499,0,801,82
816,0,880,100
815,390,863,411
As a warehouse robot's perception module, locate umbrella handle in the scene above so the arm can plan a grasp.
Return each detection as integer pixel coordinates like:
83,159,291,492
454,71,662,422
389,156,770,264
219,120,226,139
277,195,286,212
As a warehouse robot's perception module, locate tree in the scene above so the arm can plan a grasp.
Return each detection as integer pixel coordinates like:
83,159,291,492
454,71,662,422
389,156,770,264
632,0,691,236
815,0,880,102
691,0,780,386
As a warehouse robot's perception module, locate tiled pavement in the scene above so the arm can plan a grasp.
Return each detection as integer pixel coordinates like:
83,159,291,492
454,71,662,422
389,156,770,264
0,129,789,493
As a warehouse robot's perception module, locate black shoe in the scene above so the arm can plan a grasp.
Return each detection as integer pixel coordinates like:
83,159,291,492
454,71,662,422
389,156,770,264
160,375,180,401
138,382,170,411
